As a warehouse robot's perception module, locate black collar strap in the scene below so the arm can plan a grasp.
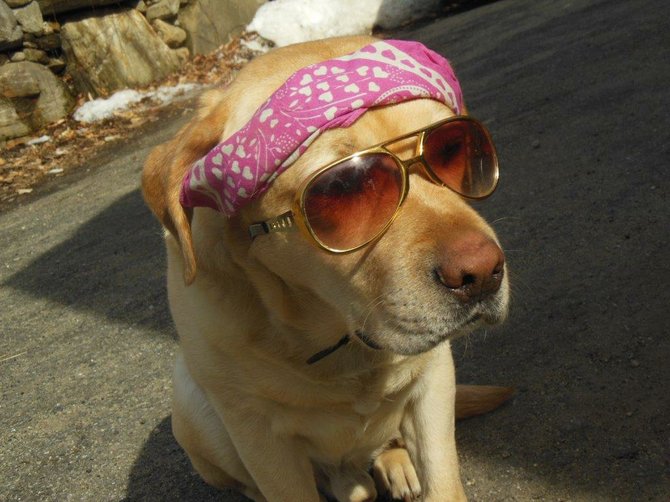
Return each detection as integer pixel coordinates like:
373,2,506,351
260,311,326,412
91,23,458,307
306,330,383,365
306,335,350,365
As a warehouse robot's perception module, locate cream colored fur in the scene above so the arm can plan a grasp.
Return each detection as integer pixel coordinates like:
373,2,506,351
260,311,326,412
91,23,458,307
142,36,511,502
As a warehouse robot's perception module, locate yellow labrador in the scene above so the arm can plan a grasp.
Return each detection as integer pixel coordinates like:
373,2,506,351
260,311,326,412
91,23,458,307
143,36,511,502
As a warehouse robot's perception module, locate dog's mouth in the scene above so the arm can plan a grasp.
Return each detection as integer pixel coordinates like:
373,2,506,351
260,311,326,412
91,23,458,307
355,297,507,356
353,329,383,350
306,296,506,364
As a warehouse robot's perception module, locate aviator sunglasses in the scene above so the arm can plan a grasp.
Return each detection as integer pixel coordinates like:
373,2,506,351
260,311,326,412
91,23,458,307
248,116,499,252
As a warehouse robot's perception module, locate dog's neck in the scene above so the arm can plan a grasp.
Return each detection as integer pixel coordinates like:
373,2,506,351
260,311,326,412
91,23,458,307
218,229,393,369
307,328,385,364
306,334,351,364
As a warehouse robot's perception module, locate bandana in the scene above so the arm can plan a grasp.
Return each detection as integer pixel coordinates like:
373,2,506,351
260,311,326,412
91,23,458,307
180,39,464,215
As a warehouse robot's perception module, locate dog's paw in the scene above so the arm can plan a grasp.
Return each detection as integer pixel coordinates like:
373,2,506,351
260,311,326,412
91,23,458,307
372,447,421,502
329,467,377,502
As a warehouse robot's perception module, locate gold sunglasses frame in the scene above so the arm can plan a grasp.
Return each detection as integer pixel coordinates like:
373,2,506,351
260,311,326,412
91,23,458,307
248,115,499,253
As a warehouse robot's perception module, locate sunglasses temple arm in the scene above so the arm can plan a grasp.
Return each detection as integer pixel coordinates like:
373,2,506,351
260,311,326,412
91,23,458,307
248,211,296,240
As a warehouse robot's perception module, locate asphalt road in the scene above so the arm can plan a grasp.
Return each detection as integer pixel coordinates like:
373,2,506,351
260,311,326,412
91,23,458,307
1,0,668,500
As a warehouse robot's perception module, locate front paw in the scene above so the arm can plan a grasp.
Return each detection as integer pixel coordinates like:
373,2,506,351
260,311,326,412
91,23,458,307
372,447,421,502
324,465,377,502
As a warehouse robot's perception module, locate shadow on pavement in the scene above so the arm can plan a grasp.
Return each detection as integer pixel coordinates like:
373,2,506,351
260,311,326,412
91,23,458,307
124,416,244,502
4,189,173,336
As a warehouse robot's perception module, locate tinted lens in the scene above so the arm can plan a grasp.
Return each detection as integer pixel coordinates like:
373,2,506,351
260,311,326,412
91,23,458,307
423,120,498,198
303,153,403,251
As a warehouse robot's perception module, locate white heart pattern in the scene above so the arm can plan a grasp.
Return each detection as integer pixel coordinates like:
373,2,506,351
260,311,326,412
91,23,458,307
373,67,389,78
180,40,464,217
319,91,333,103
324,106,338,120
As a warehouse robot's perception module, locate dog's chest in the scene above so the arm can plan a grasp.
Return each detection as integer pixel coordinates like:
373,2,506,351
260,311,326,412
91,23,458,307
270,363,421,462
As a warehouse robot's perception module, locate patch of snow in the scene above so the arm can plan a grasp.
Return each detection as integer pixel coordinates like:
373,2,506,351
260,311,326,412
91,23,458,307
240,37,271,54
151,83,201,105
26,135,51,145
73,83,201,123
74,89,144,123
247,0,441,47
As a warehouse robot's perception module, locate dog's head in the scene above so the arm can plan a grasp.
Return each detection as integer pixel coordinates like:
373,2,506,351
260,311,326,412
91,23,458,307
143,36,509,358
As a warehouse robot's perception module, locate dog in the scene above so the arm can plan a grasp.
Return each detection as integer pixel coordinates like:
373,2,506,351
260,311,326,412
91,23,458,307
142,36,511,502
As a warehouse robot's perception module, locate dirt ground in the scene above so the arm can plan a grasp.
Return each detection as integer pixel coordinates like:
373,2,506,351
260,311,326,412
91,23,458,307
1,0,668,501
0,34,260,209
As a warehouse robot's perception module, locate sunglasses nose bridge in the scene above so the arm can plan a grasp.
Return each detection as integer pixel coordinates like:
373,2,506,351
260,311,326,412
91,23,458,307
386,130,432,178
399,153,435,183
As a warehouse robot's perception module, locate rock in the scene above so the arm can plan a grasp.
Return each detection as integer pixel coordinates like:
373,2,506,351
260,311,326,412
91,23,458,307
6,0,32,6
152,19,187,48
0,62,75,140
179,0,266,55
11,51,26,62
172,46,189,64
0,2,23,51
136,0,147,13
61,9,181,96
34,31,61,50
0,68,40,97
13,1,45,36
0,97,31,139
145,0,179,21
36,0,126,16
23,48,49,64
47,57,66,74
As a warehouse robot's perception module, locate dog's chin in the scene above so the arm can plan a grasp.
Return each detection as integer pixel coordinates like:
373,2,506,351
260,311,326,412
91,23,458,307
357,303,508,356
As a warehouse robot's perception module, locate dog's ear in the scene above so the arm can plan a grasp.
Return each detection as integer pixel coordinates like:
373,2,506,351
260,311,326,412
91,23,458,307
142,89,229,285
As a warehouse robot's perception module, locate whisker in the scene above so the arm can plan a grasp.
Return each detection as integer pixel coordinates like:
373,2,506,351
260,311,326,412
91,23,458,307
361,295,387,331
490,216,521,226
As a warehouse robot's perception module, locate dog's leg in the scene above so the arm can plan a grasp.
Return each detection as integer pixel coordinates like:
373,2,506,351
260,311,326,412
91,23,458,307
201,395,323,502
324,463,377,502
372,444,421,501
173,353,321,500
172,353,260,495
400,343,467,502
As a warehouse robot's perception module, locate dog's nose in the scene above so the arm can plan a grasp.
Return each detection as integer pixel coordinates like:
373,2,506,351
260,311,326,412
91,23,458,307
434,232,505,303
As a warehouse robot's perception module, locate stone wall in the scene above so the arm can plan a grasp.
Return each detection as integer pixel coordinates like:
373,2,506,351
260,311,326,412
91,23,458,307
0,0,265,140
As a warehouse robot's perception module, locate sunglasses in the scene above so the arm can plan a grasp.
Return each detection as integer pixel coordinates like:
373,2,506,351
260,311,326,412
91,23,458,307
248,116,499,253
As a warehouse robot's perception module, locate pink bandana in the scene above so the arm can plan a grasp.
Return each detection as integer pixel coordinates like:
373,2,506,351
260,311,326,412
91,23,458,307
180,39,464,215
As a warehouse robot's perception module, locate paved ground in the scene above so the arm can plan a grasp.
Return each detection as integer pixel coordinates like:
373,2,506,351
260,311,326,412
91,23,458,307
1,0,668,500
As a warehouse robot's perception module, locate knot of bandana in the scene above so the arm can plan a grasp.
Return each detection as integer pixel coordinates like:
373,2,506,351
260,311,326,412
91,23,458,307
180,39,464,215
